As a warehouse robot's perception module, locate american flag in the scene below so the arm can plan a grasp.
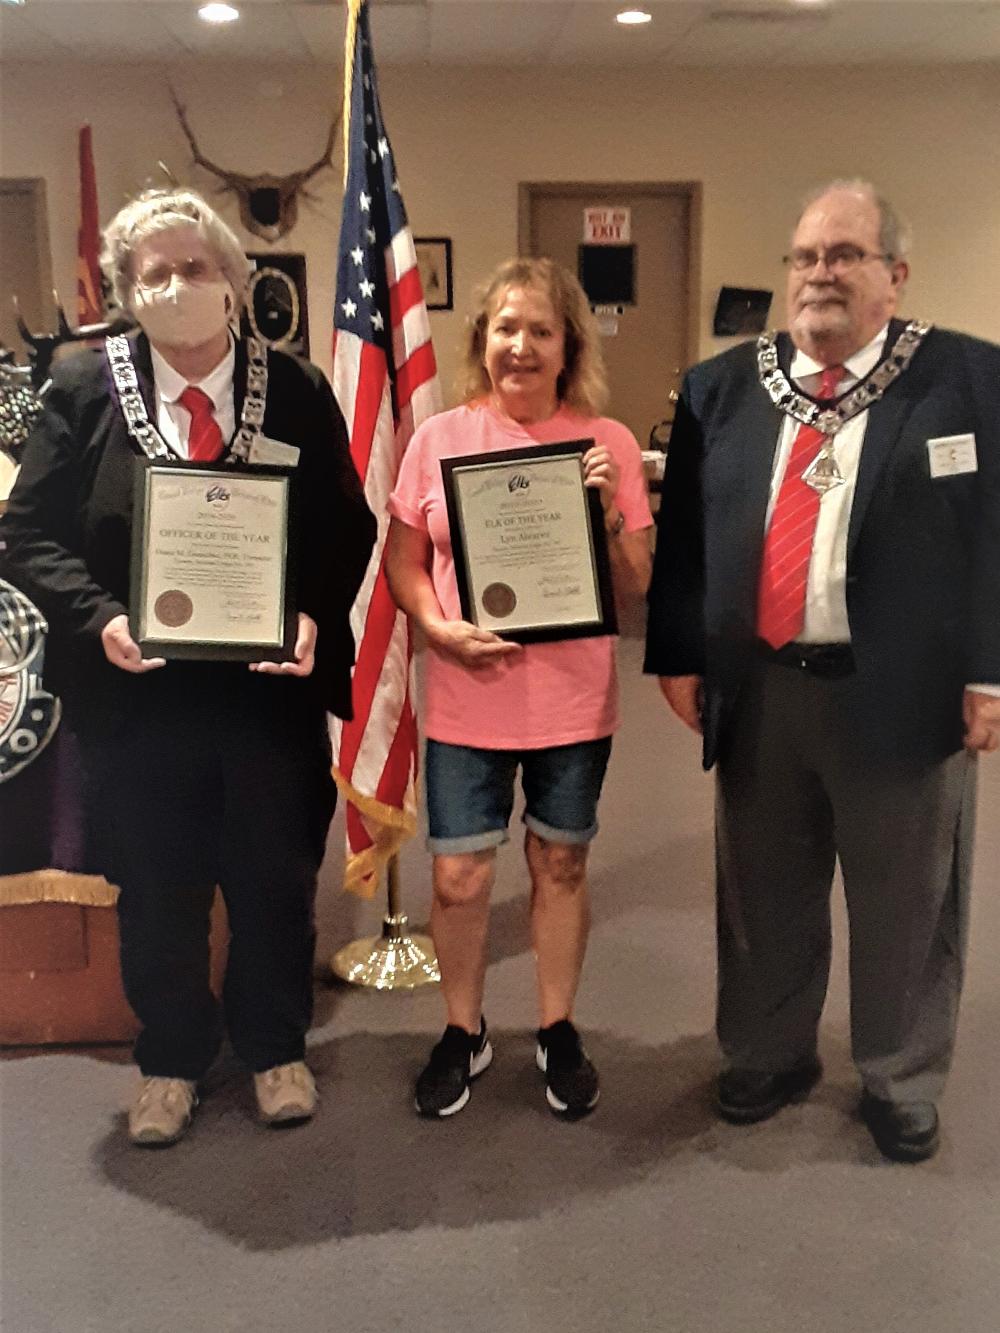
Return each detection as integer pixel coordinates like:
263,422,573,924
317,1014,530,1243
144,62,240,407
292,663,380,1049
331,0,442,897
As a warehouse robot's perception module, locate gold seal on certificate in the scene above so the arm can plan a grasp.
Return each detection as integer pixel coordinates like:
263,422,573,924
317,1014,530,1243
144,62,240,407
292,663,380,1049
129,460,297,661
441,440,617,644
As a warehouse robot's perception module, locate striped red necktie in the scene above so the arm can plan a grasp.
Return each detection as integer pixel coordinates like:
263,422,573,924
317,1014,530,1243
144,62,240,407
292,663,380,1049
179,385,224,463
756,364,844,650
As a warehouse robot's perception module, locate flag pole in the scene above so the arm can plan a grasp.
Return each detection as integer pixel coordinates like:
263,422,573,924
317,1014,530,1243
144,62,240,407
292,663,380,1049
328,0,442,989
330,853,439,989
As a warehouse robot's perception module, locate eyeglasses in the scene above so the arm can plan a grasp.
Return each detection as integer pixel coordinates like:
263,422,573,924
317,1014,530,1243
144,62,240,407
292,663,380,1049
134,256,222,293
782,245,893,274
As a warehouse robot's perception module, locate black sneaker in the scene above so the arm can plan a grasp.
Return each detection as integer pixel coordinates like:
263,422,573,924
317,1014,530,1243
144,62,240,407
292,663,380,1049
415,1019,493,1117
536,1019,599,1118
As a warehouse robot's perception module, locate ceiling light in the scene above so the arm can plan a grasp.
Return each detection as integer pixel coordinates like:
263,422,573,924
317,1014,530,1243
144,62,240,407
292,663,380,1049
198,3,240,24
616,9,653,25
0,0,28,9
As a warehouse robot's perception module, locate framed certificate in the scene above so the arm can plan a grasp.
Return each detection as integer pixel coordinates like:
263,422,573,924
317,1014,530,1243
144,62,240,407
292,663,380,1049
441,440,617,644
130,460,297,661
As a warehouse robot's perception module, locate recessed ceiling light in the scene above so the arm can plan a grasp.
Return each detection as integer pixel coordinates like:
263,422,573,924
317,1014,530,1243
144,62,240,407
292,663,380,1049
616,9,653,25
198,3,240,24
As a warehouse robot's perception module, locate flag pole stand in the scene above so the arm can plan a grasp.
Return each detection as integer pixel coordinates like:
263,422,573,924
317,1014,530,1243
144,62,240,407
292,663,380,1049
330,855,440,989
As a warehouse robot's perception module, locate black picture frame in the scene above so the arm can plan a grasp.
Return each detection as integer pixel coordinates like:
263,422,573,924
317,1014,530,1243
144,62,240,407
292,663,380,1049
414,236,453,311
129,458,297,662
712,286,772,337
441,439,618,645
244,252,310,356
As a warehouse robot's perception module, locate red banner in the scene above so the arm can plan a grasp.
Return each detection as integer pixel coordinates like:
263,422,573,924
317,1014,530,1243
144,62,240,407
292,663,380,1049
77,125,102,326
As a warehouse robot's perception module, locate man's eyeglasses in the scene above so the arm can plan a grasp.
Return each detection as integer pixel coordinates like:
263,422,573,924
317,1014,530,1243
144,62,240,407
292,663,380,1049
782,245,893,274
134,257,222,293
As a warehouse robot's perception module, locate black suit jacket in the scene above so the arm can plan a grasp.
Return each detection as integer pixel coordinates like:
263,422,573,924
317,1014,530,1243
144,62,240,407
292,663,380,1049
0,334,376,733
645,321,1000,768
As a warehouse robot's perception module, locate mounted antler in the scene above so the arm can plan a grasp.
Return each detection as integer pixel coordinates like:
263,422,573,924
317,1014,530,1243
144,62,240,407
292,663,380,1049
1,296,131,462
170,87,339,242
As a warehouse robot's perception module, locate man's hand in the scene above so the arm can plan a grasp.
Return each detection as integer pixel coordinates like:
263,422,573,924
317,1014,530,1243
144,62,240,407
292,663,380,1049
425,618,522,670
250,612,317,677
100,614,166,673
963,688,1000,753
658,674,703,735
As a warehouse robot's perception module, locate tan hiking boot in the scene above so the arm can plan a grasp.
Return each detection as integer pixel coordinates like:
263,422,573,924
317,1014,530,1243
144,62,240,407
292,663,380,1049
254,1061,317,1125
128,1076,197,1147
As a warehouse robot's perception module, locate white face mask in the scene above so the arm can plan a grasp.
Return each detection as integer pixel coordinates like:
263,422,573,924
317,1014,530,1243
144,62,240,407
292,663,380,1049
132,277,235,349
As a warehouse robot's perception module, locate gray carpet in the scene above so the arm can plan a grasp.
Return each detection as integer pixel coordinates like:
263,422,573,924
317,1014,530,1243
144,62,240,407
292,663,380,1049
3,634,999,1333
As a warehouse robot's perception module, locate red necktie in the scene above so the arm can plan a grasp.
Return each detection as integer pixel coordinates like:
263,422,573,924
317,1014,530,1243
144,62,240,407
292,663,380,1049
179,385,224,463
756,365,844,650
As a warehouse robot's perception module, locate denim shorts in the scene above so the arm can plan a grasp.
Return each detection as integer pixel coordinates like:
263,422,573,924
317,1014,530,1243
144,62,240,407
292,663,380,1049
424,736,613,855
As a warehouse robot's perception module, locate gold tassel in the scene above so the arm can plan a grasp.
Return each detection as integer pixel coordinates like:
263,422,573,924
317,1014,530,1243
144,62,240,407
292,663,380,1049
332,767,418,899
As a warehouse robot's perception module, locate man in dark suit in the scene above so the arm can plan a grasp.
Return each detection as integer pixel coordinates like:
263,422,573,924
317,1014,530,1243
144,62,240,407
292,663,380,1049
2,189,376,1146
645,179,1000,1162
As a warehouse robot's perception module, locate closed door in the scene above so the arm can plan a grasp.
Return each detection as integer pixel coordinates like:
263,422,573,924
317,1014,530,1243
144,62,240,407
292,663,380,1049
523,184,694,446
0,179,52,354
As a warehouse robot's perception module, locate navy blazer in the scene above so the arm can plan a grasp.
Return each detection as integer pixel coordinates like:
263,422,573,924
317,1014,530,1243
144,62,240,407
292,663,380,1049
1,333,376,733
645,321,1000,769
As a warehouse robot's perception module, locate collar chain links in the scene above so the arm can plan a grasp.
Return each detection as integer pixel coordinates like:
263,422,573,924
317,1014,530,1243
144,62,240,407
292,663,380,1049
105,334,268,463
756,319,932,437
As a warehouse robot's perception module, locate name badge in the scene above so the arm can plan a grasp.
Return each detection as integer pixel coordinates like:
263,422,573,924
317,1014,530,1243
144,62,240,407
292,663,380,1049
248,434,300,468
927,434,977,478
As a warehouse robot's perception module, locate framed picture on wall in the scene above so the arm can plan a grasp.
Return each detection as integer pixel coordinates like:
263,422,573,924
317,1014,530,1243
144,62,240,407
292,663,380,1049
415,237,453,311
244,253,310,356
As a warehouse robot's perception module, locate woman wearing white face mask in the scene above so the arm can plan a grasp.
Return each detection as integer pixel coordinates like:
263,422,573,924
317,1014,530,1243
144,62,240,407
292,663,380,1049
2,189,376,1148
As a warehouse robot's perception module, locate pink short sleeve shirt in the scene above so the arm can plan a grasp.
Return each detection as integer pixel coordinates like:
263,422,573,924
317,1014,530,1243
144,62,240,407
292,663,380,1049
388,402,653,750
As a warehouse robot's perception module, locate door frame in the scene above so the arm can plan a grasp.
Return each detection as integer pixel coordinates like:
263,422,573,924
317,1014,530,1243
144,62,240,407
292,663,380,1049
517,180,702,376
0,177,55,340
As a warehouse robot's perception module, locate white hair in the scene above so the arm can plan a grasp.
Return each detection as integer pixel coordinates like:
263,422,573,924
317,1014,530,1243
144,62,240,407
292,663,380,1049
797,179,912,260
101,188,252,311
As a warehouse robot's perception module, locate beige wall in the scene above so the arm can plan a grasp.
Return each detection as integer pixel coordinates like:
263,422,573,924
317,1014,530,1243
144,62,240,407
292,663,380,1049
1,59,998,397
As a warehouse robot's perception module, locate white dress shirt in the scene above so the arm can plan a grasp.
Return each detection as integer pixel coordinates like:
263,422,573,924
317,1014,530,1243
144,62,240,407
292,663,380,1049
765,328,1000,699
765,326,888,645
149,339,236,460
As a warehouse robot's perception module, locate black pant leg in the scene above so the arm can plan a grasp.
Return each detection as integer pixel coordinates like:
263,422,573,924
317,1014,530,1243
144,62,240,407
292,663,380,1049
81,697,223,1080
216,676,336,1072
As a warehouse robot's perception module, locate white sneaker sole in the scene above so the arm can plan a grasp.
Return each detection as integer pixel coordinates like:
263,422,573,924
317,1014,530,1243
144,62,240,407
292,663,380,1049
259,1102,316,1126
417,1039,494,1118
129,1123,191,1147
535,1043,600,1115
129,1105,195,1147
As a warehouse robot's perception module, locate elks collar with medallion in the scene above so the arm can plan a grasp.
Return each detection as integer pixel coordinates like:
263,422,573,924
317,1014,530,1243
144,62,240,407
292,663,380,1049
756,319,932,438
105,333,268,464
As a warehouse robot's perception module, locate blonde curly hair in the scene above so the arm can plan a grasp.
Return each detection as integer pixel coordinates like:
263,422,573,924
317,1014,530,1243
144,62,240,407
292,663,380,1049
457,257,609,417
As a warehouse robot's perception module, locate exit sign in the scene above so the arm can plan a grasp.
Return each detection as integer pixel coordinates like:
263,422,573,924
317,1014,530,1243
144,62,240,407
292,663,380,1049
583,207,631,244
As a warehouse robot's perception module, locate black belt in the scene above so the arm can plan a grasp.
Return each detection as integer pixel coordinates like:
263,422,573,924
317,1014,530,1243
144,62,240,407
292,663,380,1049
759,641,856,679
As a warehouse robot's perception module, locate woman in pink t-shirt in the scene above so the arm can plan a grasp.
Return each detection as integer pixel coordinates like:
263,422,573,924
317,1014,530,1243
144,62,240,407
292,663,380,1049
387,258,652,1119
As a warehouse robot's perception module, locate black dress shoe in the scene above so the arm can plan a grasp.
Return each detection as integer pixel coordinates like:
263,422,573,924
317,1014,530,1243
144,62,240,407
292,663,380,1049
859,1092,940,1163
716,1059,822,1124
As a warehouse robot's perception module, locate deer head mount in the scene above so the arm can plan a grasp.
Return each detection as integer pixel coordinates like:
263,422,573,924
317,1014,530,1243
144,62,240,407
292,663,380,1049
170,88,339,242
